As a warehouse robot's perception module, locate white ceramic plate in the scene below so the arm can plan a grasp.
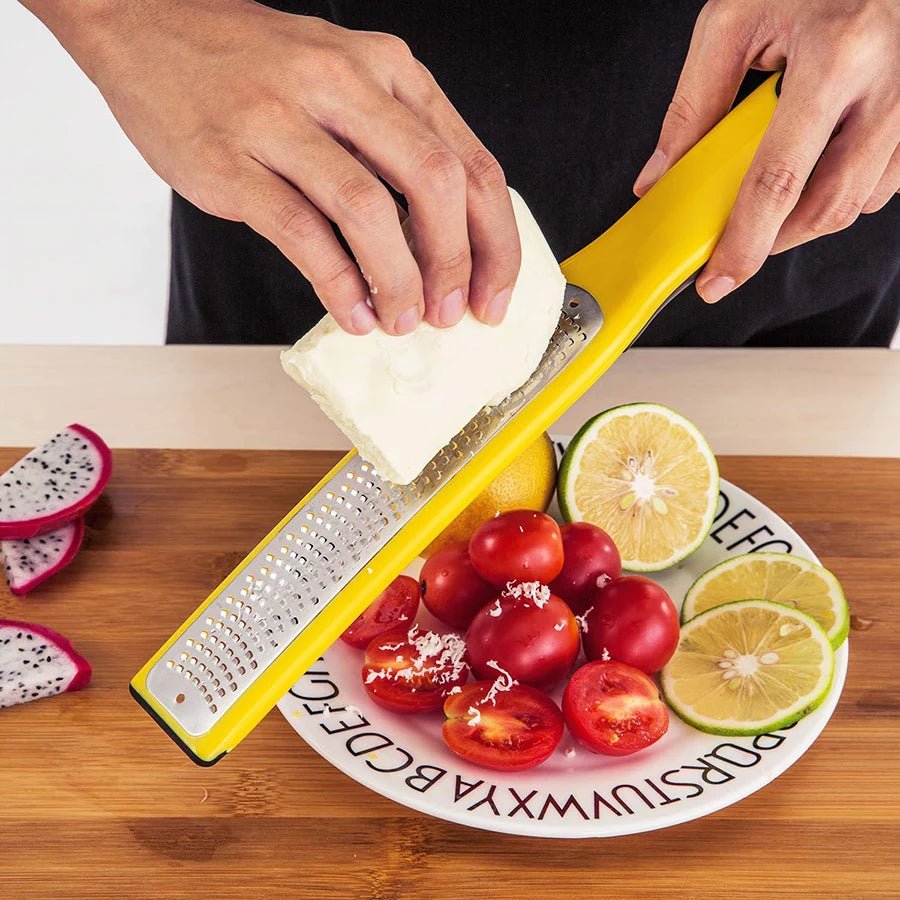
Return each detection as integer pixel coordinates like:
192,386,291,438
278,461,847,839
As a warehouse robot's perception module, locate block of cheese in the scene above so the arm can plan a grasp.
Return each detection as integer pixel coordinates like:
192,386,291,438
281,188,565,485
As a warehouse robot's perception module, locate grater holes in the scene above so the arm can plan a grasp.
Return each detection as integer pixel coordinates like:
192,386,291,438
147,292,604,732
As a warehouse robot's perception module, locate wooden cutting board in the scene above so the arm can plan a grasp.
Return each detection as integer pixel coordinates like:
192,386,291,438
0,449,898,899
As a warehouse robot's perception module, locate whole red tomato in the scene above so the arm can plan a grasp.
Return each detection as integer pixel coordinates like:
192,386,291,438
420,542,497,629
563,660,668,756
466,584,579,690
549,522,622,615
582,575,679,674
468,509,564,587
340,575,420,649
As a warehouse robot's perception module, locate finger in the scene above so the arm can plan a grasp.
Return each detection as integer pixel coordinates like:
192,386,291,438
773,109,898,253
253,123,424,335
341,141,411,222
237,167,377,335
394,62,521,325
696,70,844,303
633,1,761,196
337,91,471,328
862,144,900,215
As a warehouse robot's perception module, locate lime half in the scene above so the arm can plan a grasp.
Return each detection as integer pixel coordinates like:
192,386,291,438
682,552,849,648
661,599,834,736
559,403,719,571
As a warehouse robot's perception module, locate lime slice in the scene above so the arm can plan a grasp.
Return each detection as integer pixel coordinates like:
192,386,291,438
682,552,849,648
661,599,834,736
558,403,719,571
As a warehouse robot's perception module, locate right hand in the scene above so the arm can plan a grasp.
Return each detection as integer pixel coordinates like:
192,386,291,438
44,1,521,335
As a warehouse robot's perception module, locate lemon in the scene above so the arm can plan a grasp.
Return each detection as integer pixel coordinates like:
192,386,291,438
682,552,849,648
422,432,557,558
661,599,834,736
558,404,718,571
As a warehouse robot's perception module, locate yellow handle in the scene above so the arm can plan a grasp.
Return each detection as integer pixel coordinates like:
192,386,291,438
562,73,780,347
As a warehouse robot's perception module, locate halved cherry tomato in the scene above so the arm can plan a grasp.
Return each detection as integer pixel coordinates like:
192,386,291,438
362,625,469,714
340,575,421,649
549,522,622,616
562,660,668,756
582,575,679,674
466,584,579,690
420,541,497,629
469,509,564,587
442,681,564,771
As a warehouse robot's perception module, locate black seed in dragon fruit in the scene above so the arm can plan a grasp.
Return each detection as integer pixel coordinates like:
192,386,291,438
0,424,111,540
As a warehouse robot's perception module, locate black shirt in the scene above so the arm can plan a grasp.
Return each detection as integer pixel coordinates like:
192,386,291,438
167,1,900,346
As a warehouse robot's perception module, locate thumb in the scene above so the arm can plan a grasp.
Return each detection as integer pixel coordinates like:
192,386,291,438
634,2,758,196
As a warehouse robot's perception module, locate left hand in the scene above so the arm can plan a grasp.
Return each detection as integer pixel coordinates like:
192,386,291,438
634,0,900,303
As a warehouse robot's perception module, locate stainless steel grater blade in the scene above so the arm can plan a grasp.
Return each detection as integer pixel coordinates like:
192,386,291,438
143,284,603,738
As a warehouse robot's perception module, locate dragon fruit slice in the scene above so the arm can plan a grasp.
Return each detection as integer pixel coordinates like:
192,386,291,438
0,424,111,540
0,619,92,708
1,518,85,596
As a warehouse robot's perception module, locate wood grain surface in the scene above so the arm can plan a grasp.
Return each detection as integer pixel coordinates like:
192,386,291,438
0,449,897,900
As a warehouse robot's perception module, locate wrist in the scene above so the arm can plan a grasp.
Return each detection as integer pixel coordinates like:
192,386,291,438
19,0,136,81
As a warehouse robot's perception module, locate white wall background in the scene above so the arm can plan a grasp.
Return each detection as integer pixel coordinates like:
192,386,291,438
1,3,170,345
1,5,896,348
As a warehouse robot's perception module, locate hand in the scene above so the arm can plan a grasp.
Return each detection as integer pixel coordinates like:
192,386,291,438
634,0,900,303
27,0,521,334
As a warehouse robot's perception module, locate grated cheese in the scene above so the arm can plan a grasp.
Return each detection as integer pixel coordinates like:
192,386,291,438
482,660,518,706
504,580,551,608
575,606,594,633
365,626,468,688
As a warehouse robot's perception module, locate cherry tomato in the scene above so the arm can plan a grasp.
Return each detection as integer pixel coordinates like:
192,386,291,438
442,680,564,771
340,575,421,649
469,509,564,587
465,584,579,690
420,541,498,629
362,625,469,713
549,522,622,615
582,575,680,674
563,660,669,756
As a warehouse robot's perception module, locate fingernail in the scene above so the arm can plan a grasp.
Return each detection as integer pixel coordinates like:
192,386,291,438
350,300,378,334
483,288,512,326
393,306,420,335
634,148,667,195
697,275,735,304
439,288,466,327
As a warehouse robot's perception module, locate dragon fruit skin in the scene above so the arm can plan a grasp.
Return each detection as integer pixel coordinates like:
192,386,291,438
1,518,85,597
0,619,92,708
0,424,112,540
